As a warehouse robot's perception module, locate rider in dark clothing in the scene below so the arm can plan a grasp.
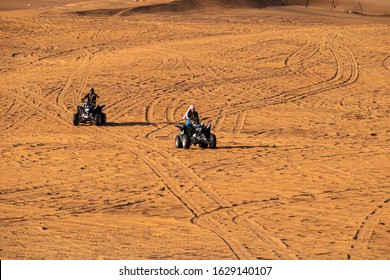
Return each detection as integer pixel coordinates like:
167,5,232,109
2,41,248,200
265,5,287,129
187,109,199,124
82,87,99,108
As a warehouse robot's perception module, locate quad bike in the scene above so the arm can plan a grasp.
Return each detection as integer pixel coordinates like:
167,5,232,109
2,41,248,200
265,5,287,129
175,120,216,149
73,103,106,126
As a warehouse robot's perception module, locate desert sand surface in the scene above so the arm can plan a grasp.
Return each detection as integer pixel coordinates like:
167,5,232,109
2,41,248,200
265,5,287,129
0,0,389,260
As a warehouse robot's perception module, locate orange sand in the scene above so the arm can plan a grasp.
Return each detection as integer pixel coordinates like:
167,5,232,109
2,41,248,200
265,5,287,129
0,0,389,259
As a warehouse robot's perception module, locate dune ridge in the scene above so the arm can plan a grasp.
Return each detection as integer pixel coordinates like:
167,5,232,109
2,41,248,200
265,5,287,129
73,0,308,16
71,0,390,16
114,0,308,13
127,0,390,16
2,1,388,16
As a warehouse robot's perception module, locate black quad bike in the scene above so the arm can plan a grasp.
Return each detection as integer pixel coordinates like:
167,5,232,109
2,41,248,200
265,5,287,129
175,121,216,149
73,103,106,126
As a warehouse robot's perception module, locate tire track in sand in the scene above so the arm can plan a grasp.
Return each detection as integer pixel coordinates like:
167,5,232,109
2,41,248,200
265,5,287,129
348,199,390,259
2,51,297,260
56,49,91,113
0,98,34,135
95,123,269,259
200,40,359,123
2,84,252,258
101,37,359,259
382,55,390,72
133,38,360,259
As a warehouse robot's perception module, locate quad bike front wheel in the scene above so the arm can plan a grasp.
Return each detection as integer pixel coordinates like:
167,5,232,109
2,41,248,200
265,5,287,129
95,113,101,126
182,134,190,149
101,113,106,125
175,135,183,148
73,114,79,126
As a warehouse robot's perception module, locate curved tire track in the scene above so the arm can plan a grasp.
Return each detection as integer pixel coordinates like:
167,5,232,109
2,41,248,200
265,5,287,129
348,199,390,260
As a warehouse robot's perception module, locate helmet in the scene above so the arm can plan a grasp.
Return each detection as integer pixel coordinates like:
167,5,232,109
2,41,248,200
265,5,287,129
89,87,94,93
189,104,195,110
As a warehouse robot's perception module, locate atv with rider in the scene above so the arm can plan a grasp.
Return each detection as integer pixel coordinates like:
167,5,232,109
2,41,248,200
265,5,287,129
73,87,106,126
73,103,106,126
175,120,217,149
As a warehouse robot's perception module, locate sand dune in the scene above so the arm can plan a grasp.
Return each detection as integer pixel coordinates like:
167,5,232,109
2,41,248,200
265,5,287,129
71,0,308,15
1,0,389,15
72,0,390,16
127,0,390,16
0,1,389,260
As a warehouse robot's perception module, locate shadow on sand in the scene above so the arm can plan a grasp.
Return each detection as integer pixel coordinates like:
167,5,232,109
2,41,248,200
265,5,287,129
104,122,154,127
216,145,277,150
